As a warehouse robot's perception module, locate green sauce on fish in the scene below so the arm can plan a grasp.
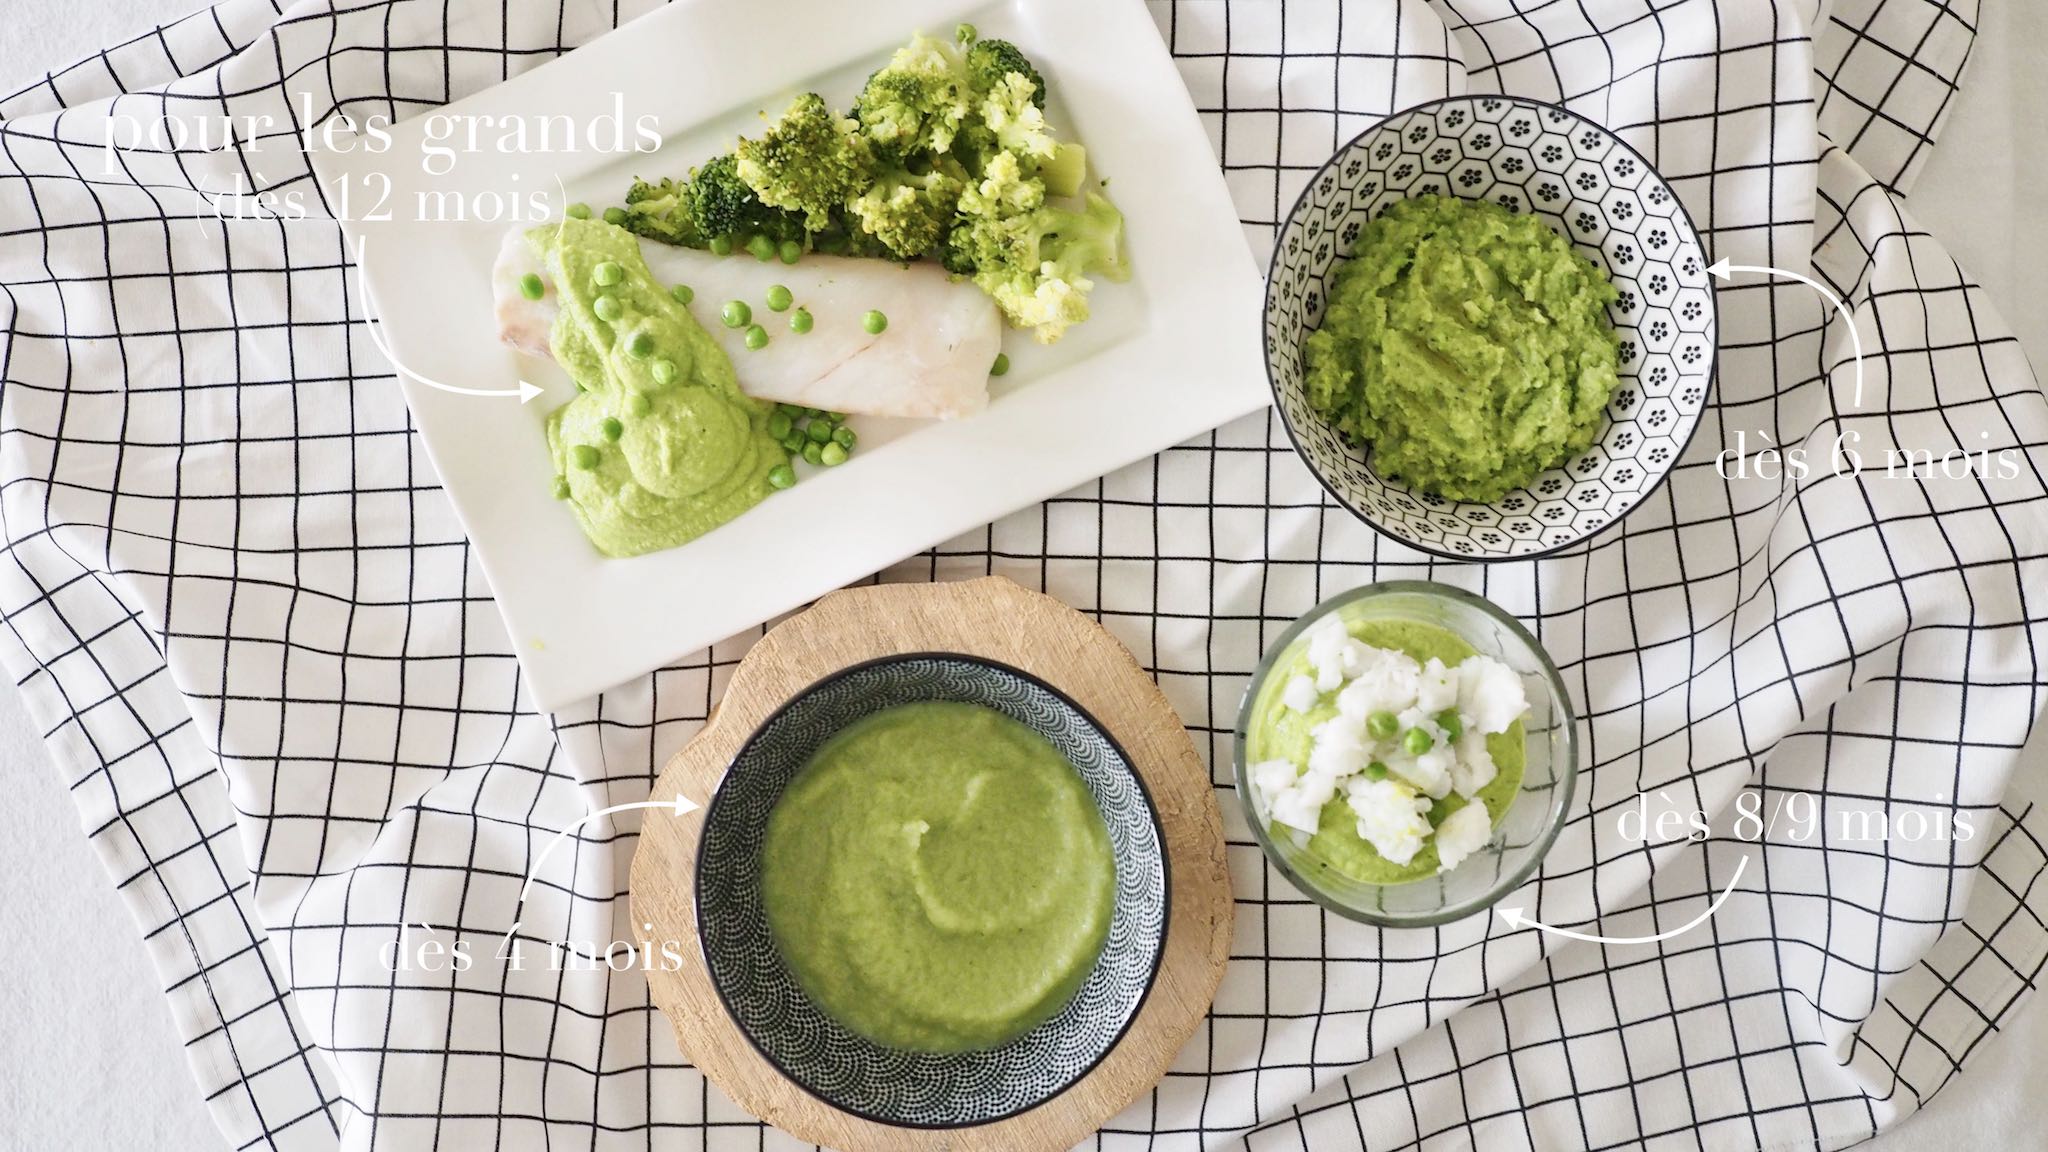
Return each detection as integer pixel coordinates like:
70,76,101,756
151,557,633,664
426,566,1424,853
537,217,786,557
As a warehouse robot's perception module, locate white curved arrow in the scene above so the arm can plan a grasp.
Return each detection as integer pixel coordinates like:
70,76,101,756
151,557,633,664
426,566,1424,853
1708,257,1865,408
352,234,543,404
1498,853,1747,945
515,795,700,906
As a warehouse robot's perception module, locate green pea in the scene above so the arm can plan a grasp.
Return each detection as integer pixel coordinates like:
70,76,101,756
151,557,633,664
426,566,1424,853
709,235,733,256
649,358,678,386
1402,727,1434,755
744,324,769,350
789,308,814,334
592,295,623,323
600,417,624,442
518,272,545,301
777,403,807,417
570,444,600,470
602,206,627,226
551,476,571,500
779,239,801,264
768,411,794,439
806,419,833,444
746,234,777,262
804,407,825,418
767,463,797,490
566,202,591,219
990,352,1010,376
765,284,793,312
825,411,846,423
781,431,807,454
592,261,624,287
1366,711,1399,741
626,391,653,416
862,309,888,334
802,441,826,466
832,425,856,450
1435,710,1464,742
627,330,655,358
820,441,849,467
1363,760,1389,781
722,300,752,328
671,283,694,305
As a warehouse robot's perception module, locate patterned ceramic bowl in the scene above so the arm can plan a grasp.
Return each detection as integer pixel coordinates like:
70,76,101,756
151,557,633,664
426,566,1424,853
694,653,1169,1128
1264,95,1716,559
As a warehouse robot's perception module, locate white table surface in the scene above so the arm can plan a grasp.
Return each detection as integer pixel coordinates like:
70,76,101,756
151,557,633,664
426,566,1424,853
0,2,2040,1149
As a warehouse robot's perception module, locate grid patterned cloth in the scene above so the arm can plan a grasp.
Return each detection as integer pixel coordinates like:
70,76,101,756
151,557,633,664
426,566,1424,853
1,0,2042,1149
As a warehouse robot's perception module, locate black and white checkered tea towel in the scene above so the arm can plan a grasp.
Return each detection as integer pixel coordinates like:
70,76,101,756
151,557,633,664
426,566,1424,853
0,0,2041,1149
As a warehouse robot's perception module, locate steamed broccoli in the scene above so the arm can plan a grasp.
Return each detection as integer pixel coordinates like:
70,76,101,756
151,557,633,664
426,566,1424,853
618,154,808,250
930,31,1056,177
619,176,706,248
964,37,1045,109
848,166,965,260
614,27,1125,344
674,152,808,246
617,154,811,250
975,71,1057,163
947,153,1127,343
678,154,754,239
736,93,874,231
852,32,974,163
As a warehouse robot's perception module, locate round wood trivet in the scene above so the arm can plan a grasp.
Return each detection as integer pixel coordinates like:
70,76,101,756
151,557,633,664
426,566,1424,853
630,576,1233,1152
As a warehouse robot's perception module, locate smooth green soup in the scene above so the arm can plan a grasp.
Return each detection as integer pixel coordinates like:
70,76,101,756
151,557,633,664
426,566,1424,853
760,701,1115,1052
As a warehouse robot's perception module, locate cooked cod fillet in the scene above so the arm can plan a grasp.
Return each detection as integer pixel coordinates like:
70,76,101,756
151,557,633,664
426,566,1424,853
492,226,999,420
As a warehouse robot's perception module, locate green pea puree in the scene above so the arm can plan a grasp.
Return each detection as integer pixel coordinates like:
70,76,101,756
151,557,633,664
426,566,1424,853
760,701,1116,1052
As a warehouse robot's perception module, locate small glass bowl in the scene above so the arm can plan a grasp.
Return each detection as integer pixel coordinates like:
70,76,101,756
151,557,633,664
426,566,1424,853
1232,581,1578,927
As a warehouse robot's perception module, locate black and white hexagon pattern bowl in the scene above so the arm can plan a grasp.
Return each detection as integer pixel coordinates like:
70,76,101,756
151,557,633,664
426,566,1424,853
1264,95,1717,560
694,653,1169,1129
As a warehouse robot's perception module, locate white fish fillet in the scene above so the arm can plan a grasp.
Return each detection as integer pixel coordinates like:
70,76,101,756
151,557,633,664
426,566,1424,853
492,227,999,419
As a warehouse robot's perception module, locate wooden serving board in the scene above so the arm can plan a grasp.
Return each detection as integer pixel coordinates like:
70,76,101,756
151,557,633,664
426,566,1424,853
631,576,1233,1152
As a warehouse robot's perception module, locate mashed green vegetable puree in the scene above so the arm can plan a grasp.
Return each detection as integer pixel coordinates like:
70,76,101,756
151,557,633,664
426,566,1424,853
1304,195,1621,502
538,217,784,557
1247,617,1525,884
761,701,1115,1052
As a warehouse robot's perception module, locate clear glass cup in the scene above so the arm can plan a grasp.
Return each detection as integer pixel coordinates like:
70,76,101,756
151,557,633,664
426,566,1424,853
1232,581,1578,927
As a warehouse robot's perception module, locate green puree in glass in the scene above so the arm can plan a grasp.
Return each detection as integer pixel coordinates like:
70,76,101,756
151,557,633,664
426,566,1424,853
1248,617,1526,884
761,701,1116,1052
536,217,786,558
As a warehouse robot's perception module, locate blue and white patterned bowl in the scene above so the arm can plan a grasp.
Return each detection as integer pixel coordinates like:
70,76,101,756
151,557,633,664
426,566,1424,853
1264,95,1717,560
694,653,1169,1128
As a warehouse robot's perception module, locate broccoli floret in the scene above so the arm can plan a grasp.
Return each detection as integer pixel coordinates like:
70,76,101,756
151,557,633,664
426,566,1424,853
946,155,1127,343
1040,141,1087,197
618,176,706,248
964,37,1046,109
852,33,974,163
848,166,965,260
653,151,805,247
682,153,759,240
1042,188,1130,284
736,93,874,231
620,30,1118,341
977,71,1057,164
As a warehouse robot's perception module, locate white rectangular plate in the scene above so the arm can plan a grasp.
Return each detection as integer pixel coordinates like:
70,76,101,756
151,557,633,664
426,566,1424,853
315,0,1267,710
